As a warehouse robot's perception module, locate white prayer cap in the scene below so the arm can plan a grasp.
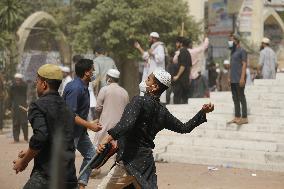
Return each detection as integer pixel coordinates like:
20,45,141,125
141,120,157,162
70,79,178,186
14,73,23,79
150,32,159,38
107,69,120,79
224,60,230,65
153,69,171,87
262,37,270,44
60,66,70,73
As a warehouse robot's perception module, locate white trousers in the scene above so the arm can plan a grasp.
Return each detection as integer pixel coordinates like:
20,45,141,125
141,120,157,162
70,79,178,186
97,163,141,189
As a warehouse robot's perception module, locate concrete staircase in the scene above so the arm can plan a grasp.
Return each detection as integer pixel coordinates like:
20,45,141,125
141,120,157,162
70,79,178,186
154,73,284,172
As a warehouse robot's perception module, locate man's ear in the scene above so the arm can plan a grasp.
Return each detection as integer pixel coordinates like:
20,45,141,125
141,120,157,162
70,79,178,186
43,80,48,90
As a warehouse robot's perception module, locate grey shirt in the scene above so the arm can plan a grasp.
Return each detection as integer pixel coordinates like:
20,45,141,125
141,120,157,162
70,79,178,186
230,47,247,83
93,55,117,89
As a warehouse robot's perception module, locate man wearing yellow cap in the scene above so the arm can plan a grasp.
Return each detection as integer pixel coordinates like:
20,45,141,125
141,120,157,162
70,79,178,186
12,64,77,189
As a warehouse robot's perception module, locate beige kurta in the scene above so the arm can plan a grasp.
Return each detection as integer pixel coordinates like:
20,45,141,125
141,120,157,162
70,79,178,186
94,83,129,146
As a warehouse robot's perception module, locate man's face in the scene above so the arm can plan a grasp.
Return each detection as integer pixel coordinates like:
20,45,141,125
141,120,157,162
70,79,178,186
148,37,154,45
63,72,68,78
224,64,230,70
176,41,182,49
145,73,159,94
15,78,22,85
35,76,46,97
84,66,94,83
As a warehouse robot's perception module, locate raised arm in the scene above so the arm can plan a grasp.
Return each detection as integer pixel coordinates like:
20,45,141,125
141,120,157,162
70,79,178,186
164,104,214,134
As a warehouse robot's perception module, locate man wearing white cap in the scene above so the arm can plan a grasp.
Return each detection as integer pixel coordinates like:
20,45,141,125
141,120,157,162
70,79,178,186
217,60,230,91
58,66,72,96
258,37,278,79
94,69,129,147
134,32,167,103
96,69,214,189
9,73,28,142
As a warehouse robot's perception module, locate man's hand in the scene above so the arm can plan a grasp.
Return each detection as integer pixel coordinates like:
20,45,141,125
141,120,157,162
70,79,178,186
88,119,102,132
202,103,214,113
134,42,141,49
148,49,154,56
173,76,179,82
97,135,114,154
239,78,245,87
13,158,28,174
18,150,26,158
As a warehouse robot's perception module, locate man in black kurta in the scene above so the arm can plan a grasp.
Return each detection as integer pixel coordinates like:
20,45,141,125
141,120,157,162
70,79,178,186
9,73,28,142
172,38,192,104
13,64,77,189
97,69,214,189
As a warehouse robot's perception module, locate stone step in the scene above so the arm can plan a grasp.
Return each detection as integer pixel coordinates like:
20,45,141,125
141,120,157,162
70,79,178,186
154,145,284,164
191,129,284,143
276,73,284,80
168,104,284,117
155,153,284,172
172,112,284,126
155,135,280,152
210,92,284,102
254,79,284,86
176,106,282,116
198,121,284,133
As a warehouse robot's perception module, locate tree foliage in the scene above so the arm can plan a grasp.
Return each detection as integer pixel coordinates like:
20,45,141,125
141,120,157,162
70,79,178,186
69,0,201,60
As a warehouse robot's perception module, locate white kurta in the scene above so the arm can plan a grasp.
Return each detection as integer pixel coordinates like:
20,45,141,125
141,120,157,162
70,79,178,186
94,83,129,146
58,75,72,96
141,41,166,103
259,46,277,79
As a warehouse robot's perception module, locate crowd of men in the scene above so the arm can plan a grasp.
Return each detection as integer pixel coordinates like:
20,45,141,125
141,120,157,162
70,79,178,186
0,31,279,189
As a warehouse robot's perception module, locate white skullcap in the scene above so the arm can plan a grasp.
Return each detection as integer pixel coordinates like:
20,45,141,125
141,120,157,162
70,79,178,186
150,32,159,38
153,69,171,87
14,73,23,79
107,69,120,79
224,60,230,65
262,37,270,44
60,66,70,73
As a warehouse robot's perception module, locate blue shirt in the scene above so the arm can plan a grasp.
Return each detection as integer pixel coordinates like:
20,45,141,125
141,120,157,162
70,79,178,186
63,77,90,138
230,47,247,83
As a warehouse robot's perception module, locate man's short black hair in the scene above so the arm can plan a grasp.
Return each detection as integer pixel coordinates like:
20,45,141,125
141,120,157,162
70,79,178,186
153,77,169,95
94,45,105,54
72,55,83,64
232,35,240,44
75,59,93,78
176,36,185,43
182,38,191,48
38,75,62,91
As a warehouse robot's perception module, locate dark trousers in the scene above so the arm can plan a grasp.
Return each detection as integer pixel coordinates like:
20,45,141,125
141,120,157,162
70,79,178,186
12,108,28,141
231,83,247,118
23,171,78,189
173,82,189,104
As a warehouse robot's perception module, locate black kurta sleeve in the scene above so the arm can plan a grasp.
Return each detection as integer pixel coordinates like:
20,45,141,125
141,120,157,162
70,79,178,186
108,96,143,140
164,109,207,134
28,103,49,151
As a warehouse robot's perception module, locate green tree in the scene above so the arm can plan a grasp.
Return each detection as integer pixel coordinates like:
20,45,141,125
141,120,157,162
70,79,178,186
71,0,201,58
0,0,26,75
68,0,201,96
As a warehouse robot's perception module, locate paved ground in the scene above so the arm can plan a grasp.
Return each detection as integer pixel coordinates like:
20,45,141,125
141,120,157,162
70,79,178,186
1,126,284,189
